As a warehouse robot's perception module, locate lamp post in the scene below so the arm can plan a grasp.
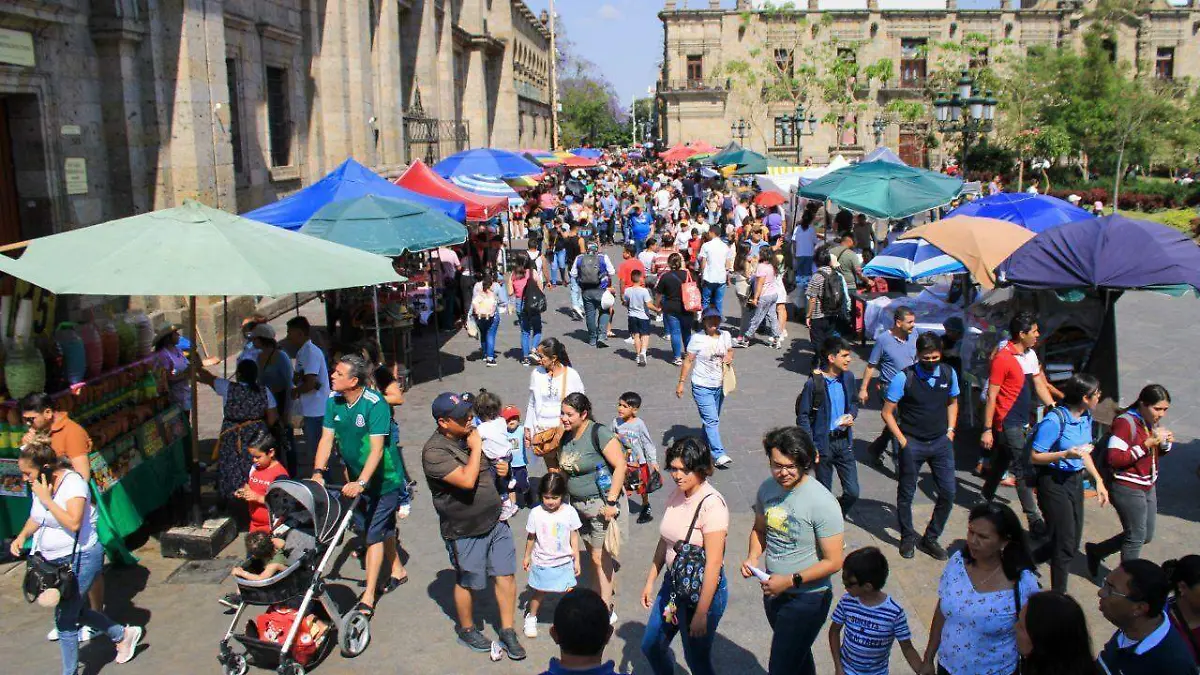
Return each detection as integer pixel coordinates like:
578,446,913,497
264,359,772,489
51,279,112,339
871,117,889,147
788,104,818,164
932,70,997,175
730,118,749,144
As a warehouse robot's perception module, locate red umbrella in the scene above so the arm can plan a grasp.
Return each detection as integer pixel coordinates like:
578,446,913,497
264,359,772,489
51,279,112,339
394,160,508,221
754,192,787,208
687,141,718,154
561,154,598,168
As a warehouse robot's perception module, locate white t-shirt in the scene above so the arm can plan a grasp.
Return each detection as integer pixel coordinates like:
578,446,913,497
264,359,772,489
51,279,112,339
477,417,511,461
213,379,278,409
31,471,98,560
687,330,733,388
526,503,582,568
792,225,818,258
733,204,749,227
637,250,657,272
525,366,586,431
294,340,330,418
654,189,672,212
698,238,732,284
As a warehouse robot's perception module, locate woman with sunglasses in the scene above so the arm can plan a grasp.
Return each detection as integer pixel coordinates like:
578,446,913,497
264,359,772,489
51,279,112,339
1027,373,1109,593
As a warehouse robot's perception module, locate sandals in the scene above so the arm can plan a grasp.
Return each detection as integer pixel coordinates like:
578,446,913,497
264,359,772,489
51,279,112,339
353,601,375,619
379,575,409,596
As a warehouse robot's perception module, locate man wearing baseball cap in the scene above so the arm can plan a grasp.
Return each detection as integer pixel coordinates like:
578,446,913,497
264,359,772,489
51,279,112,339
423,392,526,660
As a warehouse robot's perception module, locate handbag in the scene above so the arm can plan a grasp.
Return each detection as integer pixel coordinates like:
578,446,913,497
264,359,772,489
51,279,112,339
668,494,714,608
531,369,569,458
681,270,702,313
22,477,81,605
722,362,737,395
646,467,664,493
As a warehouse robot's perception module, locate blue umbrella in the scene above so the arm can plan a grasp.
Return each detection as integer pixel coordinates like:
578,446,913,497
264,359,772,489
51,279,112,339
571,147,603,159
449,174,524,208
432,148,543,179
863,238,967,281
945,193,1094,233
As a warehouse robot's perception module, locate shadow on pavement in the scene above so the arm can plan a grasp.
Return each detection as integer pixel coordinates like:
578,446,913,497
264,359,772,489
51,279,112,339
614,619,769,675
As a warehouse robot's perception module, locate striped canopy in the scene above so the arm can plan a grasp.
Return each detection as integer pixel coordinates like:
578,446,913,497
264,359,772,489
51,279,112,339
449,174,524,207
862,238,967,281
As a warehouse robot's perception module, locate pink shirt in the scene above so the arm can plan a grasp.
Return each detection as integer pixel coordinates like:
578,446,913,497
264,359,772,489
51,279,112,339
660,482,729,567
539,192,559,209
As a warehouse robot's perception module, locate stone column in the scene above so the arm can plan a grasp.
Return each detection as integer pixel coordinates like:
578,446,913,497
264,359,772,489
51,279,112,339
90,17,151,217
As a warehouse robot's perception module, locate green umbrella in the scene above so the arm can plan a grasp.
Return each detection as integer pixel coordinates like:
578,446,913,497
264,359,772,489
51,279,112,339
798,160,964,220
299,194,468,256
0,199,403,295
700,141,745,166
733,154,796,176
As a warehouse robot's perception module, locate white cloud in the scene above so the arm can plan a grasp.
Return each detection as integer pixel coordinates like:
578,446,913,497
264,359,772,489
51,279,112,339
596,3,622,20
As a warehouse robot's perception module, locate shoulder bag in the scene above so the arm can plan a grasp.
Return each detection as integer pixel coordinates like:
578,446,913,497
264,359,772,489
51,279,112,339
22,475,82,605
531,369,569,462
668,493,715,608
681,270,702,313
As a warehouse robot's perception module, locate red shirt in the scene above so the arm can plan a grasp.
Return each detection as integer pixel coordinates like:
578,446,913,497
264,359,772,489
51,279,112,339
246,461,290,532
617,258,646,292
988,342,1037,430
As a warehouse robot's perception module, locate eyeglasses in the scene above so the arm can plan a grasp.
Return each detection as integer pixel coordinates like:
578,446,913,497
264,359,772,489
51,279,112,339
1099,581,1134,600
769,461,799,474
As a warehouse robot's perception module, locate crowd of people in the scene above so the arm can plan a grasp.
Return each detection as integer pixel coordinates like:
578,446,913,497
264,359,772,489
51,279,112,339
8,150,1200,675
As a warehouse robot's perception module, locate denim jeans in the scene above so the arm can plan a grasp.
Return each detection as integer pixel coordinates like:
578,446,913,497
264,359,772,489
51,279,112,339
897,436,957,542
552,249,567,285
814,433,859,514
641,572,729,675
634,237,648,257
700,281,726,314
691,383,727,460
664,312,693,361
568,277,583,314
763,588,833,675
744,293,780,340
55,544,126,675
476,314,498,359
794,256,814,317
581,288,611,345
516,300,543,359
1092,482,1157,562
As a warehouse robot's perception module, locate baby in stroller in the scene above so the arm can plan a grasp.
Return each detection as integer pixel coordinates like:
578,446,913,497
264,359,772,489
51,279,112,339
232,532,289,582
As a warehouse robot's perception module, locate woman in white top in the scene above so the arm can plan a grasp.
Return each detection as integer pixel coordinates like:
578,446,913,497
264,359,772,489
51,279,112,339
676,307,735,469
524,337,585,471
10,443,143,674
470,268,507,367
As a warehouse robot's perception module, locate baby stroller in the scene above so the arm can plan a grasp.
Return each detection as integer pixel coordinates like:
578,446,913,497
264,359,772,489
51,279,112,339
218,480,371,675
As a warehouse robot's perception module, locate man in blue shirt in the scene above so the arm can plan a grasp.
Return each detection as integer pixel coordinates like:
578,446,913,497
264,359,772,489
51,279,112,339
859,306,917,466
626,204,653,256
796,336,860,515
599,192,618,245
881,332,958,561
538,589,620,675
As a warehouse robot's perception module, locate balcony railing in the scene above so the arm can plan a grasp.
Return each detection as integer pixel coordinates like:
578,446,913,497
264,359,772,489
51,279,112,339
660,77,730,94
516,81,548,104
879,78,927,94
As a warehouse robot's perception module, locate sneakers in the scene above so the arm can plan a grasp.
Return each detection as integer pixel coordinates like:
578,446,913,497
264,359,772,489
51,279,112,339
457,626,492,653
899,538,916,559
672,357,684,366
609,607,619,625
485,357,498,367
918,537,949,561
779,330,789,341
596,340,609,349
999,474,1017,488
523,613,538,639
637,505,654,524
624,336,635,344
714,455,733,469
498,628,527,660
637,353,647,367
115,626,143,664
499,501,520,521
47,626,96,642
733,337,749,348
217,592,242,610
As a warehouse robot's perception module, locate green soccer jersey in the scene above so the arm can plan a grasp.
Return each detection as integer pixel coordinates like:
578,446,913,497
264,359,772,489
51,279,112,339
323,388,404,496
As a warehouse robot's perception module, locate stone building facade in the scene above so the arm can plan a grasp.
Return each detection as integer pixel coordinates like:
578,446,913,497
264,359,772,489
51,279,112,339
658,0,1200,167
0,0,549,345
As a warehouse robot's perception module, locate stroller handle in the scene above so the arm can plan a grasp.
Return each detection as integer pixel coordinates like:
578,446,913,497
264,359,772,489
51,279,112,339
313,481,363,509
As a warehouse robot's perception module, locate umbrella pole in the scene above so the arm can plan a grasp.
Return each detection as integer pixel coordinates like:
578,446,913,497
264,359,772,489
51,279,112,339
373,285,382,354
429,252,443,381
295,294,300,317
222,296,228,380
188,296,202,526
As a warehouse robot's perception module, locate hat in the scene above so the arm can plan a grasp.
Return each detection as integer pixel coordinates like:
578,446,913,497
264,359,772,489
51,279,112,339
154,323,180,344
431,392,474,421
500,405,521,422
586,240,600,252
943,316,965,333
250,323,276,341
1066,194,1081,203
701,305,723,321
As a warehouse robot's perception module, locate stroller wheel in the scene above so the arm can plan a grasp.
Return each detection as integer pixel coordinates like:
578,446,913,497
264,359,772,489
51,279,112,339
276,662,305,675
339,611,372,658
221,653,248,675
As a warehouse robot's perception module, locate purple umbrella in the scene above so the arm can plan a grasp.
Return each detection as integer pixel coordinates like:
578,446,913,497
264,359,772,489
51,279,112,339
995,214,1200,291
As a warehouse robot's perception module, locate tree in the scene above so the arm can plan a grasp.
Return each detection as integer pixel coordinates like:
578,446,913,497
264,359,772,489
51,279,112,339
554,19,627,147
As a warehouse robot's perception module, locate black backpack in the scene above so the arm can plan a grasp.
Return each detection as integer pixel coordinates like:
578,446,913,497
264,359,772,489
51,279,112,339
578,254,603,288
819,269,846,316
523,279,547,314
795,373,827,426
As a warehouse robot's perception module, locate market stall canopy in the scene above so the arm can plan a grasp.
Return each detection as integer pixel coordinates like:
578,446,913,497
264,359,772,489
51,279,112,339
560,154,599,168
733,153,796,176
504,174,541,189
899,216,1035,289
863,238,967,281
299,194,468,256
0,200,403,296
753,191,787,208
687,140,718,154
861,147,907,166
571,148,603,159
660,143,699,163
701,142,745,166
432,148,543,179
799,160,964,220
945,192,1094,233
242,158,466,229
995,214,1200,292
449,174,524,207
394,160,508,221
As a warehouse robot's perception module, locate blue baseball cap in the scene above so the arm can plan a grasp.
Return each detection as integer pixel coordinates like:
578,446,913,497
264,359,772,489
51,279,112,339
431,392,474,421
702,306,723,320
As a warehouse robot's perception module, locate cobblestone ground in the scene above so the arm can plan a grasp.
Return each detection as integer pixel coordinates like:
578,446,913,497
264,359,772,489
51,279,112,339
2,260,1198,674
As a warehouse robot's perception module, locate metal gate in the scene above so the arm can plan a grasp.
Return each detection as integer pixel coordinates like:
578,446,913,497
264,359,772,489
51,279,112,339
403,88,470,165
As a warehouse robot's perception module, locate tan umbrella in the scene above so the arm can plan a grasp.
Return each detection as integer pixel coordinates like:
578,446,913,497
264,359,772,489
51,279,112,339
899,216,1035,289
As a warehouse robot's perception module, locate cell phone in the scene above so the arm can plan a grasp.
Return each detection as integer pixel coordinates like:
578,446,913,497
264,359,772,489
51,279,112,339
747,565,770,582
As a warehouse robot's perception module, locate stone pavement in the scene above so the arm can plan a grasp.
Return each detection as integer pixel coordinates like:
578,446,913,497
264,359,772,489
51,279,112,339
2,270,1198,675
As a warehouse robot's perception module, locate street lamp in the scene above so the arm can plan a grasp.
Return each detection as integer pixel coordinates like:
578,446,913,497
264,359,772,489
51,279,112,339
933,70,997,175
730,118,749,144
788,104,818,164
871,117,889,147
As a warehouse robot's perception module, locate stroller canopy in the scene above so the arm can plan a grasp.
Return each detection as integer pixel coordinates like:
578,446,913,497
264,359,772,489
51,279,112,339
266,479,344,545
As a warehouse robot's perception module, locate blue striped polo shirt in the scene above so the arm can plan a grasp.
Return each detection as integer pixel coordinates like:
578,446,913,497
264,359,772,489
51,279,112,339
831,593,913,675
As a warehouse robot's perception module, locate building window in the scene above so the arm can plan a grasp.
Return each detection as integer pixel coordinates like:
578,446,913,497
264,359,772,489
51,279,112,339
686,55,704,86
969,48,989,71
773,48,794,80
836,47,856,65
900,38,927,88
265,66,291,167
1155,47,1174,80
225,58,244,178
1102,38,1117,63
773,116,795,147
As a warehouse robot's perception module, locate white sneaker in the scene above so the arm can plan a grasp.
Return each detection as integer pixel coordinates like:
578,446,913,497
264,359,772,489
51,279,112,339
714,455,734,469
523,613,538,638
115,626,143,664
47,627,57,642
499,501,520,521
609,608,619,625
624,336,635,344
779,330,789,341
47,626,96,642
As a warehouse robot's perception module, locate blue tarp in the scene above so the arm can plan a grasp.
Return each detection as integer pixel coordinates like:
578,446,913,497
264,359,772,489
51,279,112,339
995,214,1200,291
571,148,603,159
242,158,466,230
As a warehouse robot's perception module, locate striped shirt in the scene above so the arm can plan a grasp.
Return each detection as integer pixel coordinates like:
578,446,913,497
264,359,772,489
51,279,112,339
831,594,913,675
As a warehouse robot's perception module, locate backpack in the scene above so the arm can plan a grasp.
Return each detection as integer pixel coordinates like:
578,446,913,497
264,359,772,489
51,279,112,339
523,280,547,315
795,373,828,426
578,254,602,288
1090,411,1134,489
819,269,846,316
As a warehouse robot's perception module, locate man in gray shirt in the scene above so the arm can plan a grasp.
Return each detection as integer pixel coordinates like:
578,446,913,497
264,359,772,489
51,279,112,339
858,306,917,466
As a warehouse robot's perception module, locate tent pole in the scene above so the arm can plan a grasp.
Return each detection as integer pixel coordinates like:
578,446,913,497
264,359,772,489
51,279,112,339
429,251,443,381
295,293,300,317
188,296,202,526
222,296,228,380
373,285,383,354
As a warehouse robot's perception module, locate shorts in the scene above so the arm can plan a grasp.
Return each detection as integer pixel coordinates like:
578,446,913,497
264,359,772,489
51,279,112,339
353,488,401,545
445,521,517,590
628,316,651,335
529,561,577,593
573,496,616,550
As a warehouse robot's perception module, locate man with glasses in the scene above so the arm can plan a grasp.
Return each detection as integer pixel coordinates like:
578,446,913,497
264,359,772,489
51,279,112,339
880,333,958,561
1097,559,1195,673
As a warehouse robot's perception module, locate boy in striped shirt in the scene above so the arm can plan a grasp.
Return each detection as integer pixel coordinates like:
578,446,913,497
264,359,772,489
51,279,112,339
830,547,924,675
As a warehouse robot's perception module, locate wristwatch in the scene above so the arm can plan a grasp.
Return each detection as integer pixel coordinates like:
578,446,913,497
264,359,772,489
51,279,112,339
792,571,804,588
356,480,368,490
313,467,328,476
604,498,619,507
